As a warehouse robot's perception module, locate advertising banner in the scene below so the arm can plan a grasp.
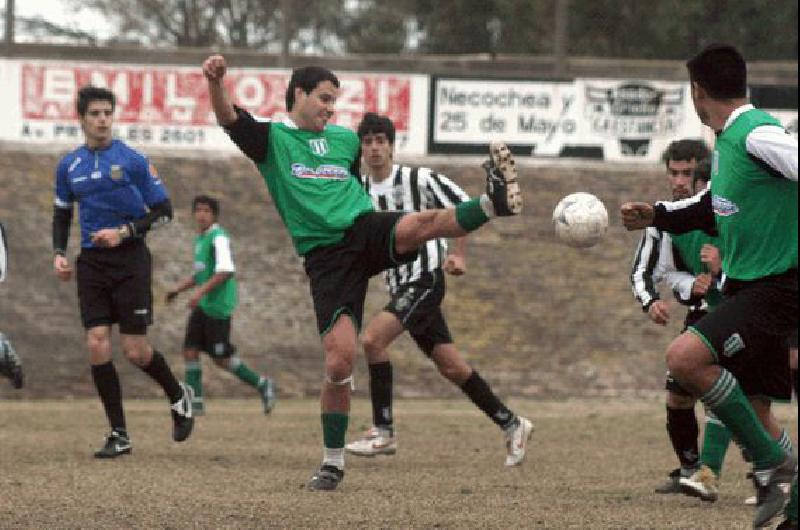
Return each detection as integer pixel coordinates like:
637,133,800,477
430,76,711,162
0,59,429,155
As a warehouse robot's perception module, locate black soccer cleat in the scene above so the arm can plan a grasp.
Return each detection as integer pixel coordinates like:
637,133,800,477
0,333,23,389
306,464,344,491
94,430,132,459
753,454,797,528
171,382,195,442
483,141,523,216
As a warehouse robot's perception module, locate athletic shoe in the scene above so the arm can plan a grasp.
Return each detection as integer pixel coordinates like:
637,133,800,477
306,464,344,491
0,333,23,389
483,141,523,216
753,454,797,528
504,416,534,467
654,468,683,494
345,426,397,457
94,430,132,459
776,517,798,530
259,378,277,414
747,484,792,505
171,382,194,442
679,465,720,502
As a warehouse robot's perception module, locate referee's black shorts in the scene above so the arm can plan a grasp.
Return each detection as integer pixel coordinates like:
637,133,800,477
688,269,796,402
384,269,453,356
76,240,153,335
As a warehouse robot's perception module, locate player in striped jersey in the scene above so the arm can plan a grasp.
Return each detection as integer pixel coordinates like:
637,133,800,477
630,139,714,494
0,221,23,389
345,113,533,467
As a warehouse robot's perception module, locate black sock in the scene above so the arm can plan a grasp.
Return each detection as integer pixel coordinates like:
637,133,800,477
460,371,515,430
368,361,393,430
91,361,126,432
666,406,699,470
140,351,182,403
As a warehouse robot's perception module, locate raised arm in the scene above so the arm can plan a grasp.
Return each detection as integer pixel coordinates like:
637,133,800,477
203,54,271,164
203,55,237,126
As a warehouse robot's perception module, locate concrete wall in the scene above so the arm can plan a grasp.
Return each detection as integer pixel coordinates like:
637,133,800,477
0,148,688,400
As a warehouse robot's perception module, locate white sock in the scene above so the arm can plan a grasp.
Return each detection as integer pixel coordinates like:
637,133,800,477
479,194,496,218
323,447,345,470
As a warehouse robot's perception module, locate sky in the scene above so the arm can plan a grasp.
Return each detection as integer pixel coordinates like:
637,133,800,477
13,0,113,41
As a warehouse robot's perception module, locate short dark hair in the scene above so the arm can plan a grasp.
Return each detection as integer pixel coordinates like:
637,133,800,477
686,43,747,99
356,113,396,144
693,158,712,186
662,139,709,168
192,195,220,217
77,86,115,117
285,66,340,111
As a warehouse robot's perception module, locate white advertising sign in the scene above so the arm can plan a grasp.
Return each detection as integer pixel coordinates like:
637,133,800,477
0,59,429,155
430,77,708,162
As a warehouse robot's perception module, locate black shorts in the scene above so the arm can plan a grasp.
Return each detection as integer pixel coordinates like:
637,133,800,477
76,240,153,335
688,269,796,401
183,307,236,358
304,212,418,335
385,269,453,356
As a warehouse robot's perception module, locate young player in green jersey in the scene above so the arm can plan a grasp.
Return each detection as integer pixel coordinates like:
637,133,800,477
622,44,797,529
166,195,276,416
203,54,524,491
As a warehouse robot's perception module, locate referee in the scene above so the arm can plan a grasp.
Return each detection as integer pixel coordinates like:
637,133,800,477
52,86,194,458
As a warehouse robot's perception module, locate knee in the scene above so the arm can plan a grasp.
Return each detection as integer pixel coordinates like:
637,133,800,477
325,347,356,381
183,349,200,362
666,336,702,380
213,357,229,369
86,331,111,359
360,330,384,358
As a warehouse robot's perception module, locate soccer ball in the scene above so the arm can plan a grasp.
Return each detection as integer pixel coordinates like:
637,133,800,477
552,192,608,248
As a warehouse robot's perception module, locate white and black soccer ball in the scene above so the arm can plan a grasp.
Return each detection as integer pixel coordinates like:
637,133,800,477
552,192,608,248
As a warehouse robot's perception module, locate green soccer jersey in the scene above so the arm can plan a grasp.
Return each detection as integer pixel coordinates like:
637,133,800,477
256,121,374,256
671,230,723,309
194,224,237,318
712,108,798,280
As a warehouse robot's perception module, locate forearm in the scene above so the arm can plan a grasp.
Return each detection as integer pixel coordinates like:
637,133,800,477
52,206,73,255
174,276,197,294
126,199,173,237
208,79,237,127
630,228,661,310
653,188,715,235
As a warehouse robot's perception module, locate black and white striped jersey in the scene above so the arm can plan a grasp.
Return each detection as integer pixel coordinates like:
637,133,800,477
361,164,469,292
629,226,706,312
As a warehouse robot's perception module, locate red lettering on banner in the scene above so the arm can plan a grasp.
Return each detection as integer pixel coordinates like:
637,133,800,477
21,64,411,132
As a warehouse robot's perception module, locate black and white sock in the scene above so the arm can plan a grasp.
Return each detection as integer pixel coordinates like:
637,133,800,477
369,361,393,433
140,350,182,403
460,371,516,431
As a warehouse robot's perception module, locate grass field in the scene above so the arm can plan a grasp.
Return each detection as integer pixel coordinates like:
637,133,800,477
0,398,795,528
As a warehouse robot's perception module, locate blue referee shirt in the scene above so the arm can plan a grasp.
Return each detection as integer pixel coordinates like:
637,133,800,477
54,140,168,248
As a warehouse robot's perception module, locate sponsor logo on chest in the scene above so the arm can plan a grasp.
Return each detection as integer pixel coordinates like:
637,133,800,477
712,195,740,217
308,138,329,156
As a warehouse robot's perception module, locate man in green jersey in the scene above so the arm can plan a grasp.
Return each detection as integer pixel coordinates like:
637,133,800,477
622,44,797,528
203,54,523,491
166,195,276,416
